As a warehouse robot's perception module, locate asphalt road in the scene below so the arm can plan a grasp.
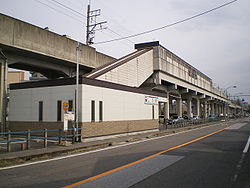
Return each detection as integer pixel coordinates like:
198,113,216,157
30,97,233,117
0,118,249,188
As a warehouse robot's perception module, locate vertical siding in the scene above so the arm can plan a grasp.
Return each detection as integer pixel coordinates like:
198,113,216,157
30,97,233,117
98,50,154,87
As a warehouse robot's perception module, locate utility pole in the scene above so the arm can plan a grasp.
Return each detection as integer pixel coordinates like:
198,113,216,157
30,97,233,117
75,42,80,142
86,1,107,45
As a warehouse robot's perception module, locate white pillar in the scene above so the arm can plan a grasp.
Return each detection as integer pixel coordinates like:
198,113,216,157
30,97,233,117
177,98,182,117
196,98,200,117
187,97,192,118
164,101,169,120
207,102,211,116
211,102,215,115
223,103,226,116
215,103,219,116
219,104,222,116
204,101,208,118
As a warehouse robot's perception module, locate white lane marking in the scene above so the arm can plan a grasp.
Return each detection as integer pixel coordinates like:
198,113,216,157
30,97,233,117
226,123,247,130
78,155,184,188
231,136,250,182
231,153,245,183
243,136,250,153
0,122,233,170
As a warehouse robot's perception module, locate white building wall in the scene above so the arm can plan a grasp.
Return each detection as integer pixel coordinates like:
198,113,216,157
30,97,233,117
9,83,167,123
9,85,76,122
98,50,154,87
81,84,166,122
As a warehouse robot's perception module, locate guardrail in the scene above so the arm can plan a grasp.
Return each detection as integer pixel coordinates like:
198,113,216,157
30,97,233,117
166,119,203,129
0,128,81,152
164,117,231,129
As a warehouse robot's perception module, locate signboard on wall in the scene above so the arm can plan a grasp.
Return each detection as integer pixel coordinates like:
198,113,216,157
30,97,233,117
63,102,69,111
145,96,159,105
63,112,75,131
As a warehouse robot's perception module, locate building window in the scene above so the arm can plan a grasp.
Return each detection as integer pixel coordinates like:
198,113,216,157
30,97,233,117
39,101,43,121
91,100,95,122
99,101,103,122
57,101,62,121
68,100,73,112
152,105,155,119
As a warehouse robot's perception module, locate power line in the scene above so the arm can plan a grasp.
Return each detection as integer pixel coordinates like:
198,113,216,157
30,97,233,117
107,29,134,44
94,0,136,43
47,0,85,20
34,0,135,46
100,30,132,48
62,0,83,8
34,0,84,24
95,0,238,45
49,0,86,18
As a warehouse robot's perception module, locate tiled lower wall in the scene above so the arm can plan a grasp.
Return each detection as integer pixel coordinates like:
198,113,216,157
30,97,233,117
8,119,159,138
81,119,158,138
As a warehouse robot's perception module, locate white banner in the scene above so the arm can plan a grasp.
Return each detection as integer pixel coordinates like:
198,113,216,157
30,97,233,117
145,96,159,105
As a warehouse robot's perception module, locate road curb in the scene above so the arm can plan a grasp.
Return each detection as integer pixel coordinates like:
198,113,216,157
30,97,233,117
0,119,242,167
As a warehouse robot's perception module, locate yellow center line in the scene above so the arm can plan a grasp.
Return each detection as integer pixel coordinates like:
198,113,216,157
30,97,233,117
63,126,228,188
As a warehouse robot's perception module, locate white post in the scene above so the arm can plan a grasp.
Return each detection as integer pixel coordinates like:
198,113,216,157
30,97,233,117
164,93,170,120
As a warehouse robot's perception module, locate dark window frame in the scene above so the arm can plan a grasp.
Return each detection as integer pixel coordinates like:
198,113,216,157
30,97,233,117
39,101,43,122
99,101,103,122
57,100,62,121
152,105,155,120
91,100,95,122
68,100,73,112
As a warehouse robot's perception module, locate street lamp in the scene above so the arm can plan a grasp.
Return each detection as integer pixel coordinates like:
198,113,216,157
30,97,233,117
224,85,237,119
224,85,236,96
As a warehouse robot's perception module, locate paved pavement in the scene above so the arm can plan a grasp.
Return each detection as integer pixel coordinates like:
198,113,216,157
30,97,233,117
0,118,249,188
130,120,250,188
0,119,243,164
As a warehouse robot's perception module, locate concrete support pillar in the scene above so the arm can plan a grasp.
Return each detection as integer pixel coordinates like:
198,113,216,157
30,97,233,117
187,97,192,118
218,104,220,115
0,57,7,132
219,104,222,116
164,101,169,120
204,101,208,118
0,61,4,130
215,103,219,116
196,98,200,117
177,98,182,117
211,102,215,115
207,102,211,116
223,103,226,116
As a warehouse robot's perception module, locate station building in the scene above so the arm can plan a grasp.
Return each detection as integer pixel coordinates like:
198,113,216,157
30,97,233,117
8,42,239,140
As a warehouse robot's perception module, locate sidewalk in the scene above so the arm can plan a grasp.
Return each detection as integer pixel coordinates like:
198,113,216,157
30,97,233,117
0,119,242,167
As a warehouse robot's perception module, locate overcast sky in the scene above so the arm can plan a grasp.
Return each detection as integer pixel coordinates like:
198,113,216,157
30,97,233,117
1,0,249,102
